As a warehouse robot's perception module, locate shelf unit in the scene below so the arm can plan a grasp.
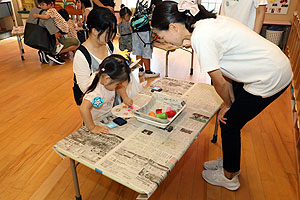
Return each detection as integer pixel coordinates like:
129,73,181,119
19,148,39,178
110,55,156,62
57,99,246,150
285,1,300,195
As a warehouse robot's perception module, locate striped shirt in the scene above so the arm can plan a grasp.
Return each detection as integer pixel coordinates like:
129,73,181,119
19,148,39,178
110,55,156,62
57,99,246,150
46,8,69,33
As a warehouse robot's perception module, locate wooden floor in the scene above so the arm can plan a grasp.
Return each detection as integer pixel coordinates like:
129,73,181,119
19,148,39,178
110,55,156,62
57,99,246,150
0,37,298,200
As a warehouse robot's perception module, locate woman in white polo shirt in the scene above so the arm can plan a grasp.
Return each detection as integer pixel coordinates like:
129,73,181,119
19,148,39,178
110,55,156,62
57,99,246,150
151,0,292,190
220,0,267,33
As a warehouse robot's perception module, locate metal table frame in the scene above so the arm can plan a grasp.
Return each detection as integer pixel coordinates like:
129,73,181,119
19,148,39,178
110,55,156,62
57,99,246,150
153,41,194,77
68,113,220,200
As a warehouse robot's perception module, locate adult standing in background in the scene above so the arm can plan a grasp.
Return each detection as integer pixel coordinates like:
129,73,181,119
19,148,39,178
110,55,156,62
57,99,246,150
92,0,115,12
220,0,267,33
76,0,93,25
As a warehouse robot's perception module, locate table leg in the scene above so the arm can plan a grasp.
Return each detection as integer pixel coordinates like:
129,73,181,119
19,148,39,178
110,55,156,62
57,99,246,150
20,35,25,53
190,49,194,75
70,158,82,200
211,111,219,143
165,50,170,77
16,35,24,60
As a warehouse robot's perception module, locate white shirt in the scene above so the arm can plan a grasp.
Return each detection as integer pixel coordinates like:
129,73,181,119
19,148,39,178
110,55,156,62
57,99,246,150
191,16,293,98
83,83,115,122
220,0,267,30
73,45,113,93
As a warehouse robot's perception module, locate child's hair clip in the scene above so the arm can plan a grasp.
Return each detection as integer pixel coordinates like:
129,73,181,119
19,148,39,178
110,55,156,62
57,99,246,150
101,67,105,72
125,59,131,66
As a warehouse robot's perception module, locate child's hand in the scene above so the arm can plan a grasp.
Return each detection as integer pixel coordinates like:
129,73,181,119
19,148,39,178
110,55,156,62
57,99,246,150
91,125,109,134
123,97,133,107
33,14,38,18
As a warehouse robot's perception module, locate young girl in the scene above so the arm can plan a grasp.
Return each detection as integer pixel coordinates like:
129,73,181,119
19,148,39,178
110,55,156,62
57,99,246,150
58,9,79,40
151,0,292,190
80,54,133,134
118,4,133,52
57,9,80,54
75,0,93,28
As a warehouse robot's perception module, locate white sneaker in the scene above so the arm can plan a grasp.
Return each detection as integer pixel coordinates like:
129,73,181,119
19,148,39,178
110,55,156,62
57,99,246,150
203,158,223,170
202,168,240,191
144,70,160,78
55,43,64,54
46,53,65,65
203,158,241,175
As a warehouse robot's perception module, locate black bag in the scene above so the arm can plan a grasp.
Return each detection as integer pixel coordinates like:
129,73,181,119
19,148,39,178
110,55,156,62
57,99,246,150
24,10,56,53
73,45,92,105
131,0,151,32
77,28,89,44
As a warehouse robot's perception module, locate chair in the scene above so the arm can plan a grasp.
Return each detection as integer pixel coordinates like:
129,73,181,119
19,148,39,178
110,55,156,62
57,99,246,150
65,5,82,16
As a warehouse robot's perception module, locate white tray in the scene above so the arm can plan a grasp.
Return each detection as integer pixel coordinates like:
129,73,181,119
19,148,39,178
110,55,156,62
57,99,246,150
133,92,186,128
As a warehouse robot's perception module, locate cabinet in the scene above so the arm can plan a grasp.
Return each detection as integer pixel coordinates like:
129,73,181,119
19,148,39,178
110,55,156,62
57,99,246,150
284,1,300,195
261,20,291,50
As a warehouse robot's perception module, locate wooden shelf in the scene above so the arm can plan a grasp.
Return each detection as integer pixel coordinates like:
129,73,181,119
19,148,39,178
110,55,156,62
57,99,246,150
263,19,292,26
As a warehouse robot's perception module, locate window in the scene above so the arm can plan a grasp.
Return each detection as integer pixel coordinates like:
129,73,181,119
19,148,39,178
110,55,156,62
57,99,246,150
200,0,222,13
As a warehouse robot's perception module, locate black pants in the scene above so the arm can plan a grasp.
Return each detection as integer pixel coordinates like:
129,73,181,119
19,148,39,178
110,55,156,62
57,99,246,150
220,81,289,173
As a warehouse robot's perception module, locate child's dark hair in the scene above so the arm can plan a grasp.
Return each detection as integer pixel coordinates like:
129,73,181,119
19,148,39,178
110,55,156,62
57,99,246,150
152,1,216,33
120,4,132,18
58,9,69,21
85,54,131,94
86,7,117,42
37,0,52,5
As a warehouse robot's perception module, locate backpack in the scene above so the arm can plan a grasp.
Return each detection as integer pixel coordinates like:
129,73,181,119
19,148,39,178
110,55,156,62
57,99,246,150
72,45,92,105
131,0,151,32
72,43,114,105
77,28,89,44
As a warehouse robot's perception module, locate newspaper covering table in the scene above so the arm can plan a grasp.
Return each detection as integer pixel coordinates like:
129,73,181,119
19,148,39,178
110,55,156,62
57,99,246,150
53,77,222,199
